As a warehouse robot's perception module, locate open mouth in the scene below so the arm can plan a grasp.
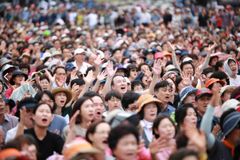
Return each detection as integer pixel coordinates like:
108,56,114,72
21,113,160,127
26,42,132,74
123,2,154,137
42,118,48,123
102,140,108,144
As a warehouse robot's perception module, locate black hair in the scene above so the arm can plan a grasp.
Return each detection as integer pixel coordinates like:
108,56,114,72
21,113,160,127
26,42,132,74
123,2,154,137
16,97,38,118
214,60,224,71
86,121,108,143
34,91,56,112
175,103,198,128
71,96,93,124
210,71,229,85
3,135,38,153
39,75,50,82
202,67,214,76
227,59,236,66
108,124,139,151
131,80,145,91
121,91,140,110
138,63,151,72
154,80,170,92
169,148,199,160
105,90,122,102
53,66,66,75
33,102,53,114
152,115,176,139
18,63,30,73
70,78,85,88
126,64,137,77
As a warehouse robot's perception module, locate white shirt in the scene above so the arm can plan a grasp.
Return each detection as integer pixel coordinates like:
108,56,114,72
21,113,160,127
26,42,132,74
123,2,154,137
140,119,153,142
86,13,98,28
229,75,240,86
72,61,92,75
139,12,152,24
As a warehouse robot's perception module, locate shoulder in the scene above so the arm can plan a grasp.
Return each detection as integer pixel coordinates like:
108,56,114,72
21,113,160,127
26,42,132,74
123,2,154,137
5,114,18,122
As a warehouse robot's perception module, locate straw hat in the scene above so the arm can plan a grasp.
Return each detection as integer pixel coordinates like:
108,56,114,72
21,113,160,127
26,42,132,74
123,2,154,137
137,94,162,112
52,88,72,104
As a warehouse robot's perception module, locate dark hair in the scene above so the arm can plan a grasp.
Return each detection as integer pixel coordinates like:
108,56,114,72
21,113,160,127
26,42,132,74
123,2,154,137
126,64,137,77
53,66,66,75
138,63,151,72
138,102,161,120
105,90,122,102
219,108,236,136
16,97,38,118
33,102,53,114
70,78,85,88
18,63,30,73
86,121,108,143
180,61,195,74
169,148,199,160
3,135,38,152
71,96,93,124
210,71,229,85
227,59,236,65
34,91,56,112
153,115,176,139
215,60,224,71
39,75,50,82
175,103,198,128
121,91,140,110
154,80,170,92
231,86,240,100
202,67,214,76
108,124,139,151
131,80,145,90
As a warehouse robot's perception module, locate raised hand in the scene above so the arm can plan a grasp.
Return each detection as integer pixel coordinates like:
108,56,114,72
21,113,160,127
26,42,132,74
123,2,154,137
94,55,104,66
69,110,80,130
167,41,176,52
106,61,117,77
181,71,192,86
152,59,162,75
83,70,95,84
97,70,107,81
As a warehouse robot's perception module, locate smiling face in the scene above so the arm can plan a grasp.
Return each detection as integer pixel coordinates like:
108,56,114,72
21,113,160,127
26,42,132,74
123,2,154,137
156,118,175,140
80,99,95,123
33,104,53,128
89,122,111,151
113,134,138,160
143,102,158,122
112,76,128,95
54,92,67,108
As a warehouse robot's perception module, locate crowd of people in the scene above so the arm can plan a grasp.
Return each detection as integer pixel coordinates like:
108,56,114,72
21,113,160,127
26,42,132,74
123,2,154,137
0,0,240,160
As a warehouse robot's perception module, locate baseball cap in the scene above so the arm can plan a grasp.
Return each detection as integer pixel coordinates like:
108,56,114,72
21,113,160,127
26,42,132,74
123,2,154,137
74,48,85,55
196,88,213,99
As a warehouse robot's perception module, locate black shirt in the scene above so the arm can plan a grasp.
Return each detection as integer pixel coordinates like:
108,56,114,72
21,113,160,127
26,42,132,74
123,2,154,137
208,140,233,160
24,128,64,160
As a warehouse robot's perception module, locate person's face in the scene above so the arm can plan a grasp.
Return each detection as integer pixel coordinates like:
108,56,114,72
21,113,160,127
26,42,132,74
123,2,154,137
143,102,158,122
0,82,3,93
229,61,237,75
22,144,37,160
129,69,138,79
182,64,194,76
126,101,138,113
39,79,51,91
210,57,218,66
23,108,34,128
155,86,172,104
113,50,123,63
54,40,61,49
222,91,232,102
54,92,67,108
156,118,175,140
184,93,196,107
0,95,6,115
196,95,211,115
22,57,30,64
133,84,144,92
14,75,25,85
142,73,152,87
183,108,197,128
89,123,111,151
92,96,105,121
40,94,54,108
107,96,121,112
112,76,128,95
113,134,138,160
55,68,66,82
63,48,72,59
140,65,150,73
80,99,95,122
33,104,53,128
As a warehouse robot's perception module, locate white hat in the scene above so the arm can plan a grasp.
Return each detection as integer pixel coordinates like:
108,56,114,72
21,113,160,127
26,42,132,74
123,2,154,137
220,85,235,96
182,57,193,63
74,48,85,55
222,99,240,113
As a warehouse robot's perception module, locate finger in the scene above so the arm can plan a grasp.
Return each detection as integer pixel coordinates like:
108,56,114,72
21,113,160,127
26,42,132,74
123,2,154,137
70,110,80,125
